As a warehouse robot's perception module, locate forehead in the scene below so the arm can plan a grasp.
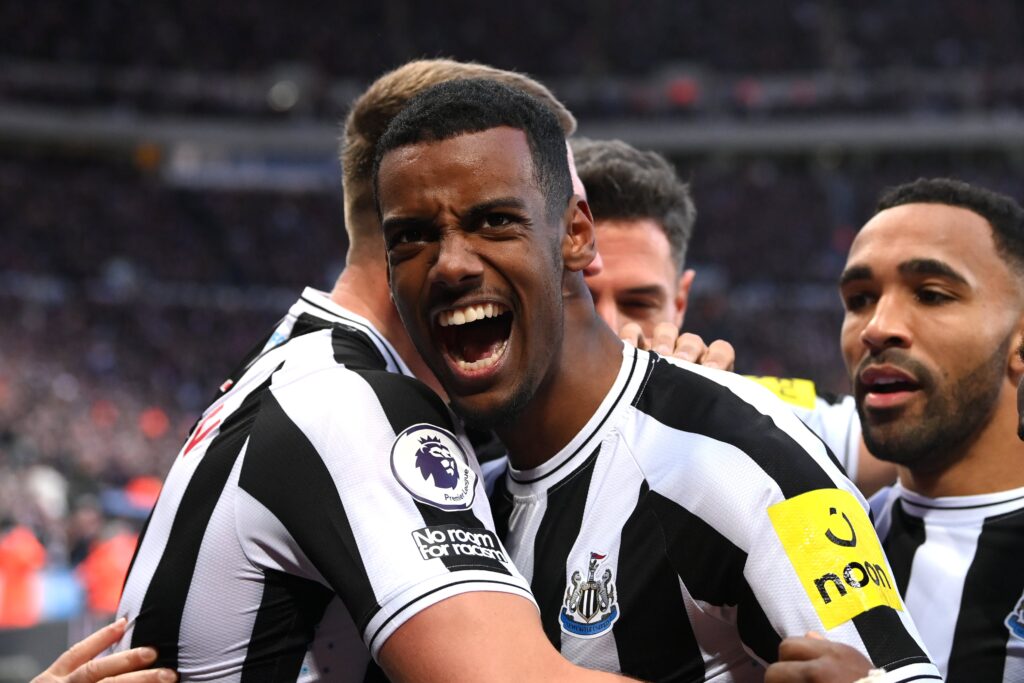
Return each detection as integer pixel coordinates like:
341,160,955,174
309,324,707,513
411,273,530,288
377,127,539,210
845,202,1007,283
592,219,674,278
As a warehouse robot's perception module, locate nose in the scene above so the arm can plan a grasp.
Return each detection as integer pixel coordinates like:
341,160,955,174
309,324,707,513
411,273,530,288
431,231,483,290
860,294,911,353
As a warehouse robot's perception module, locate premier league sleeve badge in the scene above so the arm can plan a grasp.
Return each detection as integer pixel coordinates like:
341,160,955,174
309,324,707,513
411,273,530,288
391,424,477,511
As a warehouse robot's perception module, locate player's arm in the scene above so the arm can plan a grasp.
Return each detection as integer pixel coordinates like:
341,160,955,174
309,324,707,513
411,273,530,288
33,619,177,683
381,592,635,683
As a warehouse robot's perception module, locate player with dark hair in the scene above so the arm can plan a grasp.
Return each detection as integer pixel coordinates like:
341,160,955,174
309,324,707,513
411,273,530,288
375,78,938,682
110,60,633,683
773,178,1024,682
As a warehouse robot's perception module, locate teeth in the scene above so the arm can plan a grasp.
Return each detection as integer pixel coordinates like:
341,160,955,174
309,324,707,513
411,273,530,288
455,340,509,371
438,303,508,327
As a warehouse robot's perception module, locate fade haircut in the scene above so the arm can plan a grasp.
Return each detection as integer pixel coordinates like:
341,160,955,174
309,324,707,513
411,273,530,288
877,177,1024,276
373,78,573,219
571,138,696,274
341,60,575,221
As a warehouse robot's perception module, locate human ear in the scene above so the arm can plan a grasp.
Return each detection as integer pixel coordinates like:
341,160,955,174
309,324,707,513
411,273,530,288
562,197,597,273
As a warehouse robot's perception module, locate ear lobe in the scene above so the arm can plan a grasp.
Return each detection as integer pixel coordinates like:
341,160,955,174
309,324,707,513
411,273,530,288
562,197,597,273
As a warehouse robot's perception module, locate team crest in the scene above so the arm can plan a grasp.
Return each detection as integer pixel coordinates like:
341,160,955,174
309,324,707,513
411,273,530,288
391,424,476,511
1006,593,1024,640
560,552,620,638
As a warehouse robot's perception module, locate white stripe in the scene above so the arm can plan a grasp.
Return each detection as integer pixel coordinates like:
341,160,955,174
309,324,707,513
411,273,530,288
681,582,764,681
904,516,983,675
557,433,641,673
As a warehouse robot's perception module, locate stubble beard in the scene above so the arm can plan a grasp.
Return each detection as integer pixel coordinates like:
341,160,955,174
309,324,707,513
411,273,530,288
860,339,1009,474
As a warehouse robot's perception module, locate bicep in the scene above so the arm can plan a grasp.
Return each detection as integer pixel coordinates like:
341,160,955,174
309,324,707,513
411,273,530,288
380,592,629,683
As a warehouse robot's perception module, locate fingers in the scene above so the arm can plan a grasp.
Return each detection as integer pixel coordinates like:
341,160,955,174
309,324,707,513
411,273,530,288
702,339,735,371
43,619,129,676
103,667,178,683
65,647,160,683
778,636,832,662
650,322,680,357
671,332,708,363
618,322,648,350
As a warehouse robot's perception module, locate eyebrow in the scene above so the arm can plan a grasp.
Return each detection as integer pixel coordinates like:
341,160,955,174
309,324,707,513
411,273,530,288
617,285,668,299
380,215,433,234
838,259,970,287
897,258,969,285
464,197,529,224
839,265,872,287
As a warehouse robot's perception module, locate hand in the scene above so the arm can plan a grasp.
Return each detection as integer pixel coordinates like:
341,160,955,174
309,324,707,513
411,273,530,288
765,633,876,683
619,322,736,371
32,618,177,683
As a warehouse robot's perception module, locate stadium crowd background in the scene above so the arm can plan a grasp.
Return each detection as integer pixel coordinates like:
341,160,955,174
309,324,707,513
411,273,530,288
3,0,1024,673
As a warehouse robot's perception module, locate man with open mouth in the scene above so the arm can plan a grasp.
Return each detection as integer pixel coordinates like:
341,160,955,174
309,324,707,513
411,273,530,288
375,77,939,682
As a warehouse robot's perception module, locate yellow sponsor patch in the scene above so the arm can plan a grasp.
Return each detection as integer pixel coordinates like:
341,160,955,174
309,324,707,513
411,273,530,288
768,489,903,630
745,376,818,410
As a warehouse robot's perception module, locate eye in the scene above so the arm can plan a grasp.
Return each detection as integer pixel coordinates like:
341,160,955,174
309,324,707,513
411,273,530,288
916,288,954,305
481,213,516,229
387,228,425,250
843,291,875,312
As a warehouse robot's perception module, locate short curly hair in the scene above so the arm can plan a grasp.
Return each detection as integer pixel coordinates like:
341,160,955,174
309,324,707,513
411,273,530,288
877,177,1024,275
571,138,695,274
373,78,572,220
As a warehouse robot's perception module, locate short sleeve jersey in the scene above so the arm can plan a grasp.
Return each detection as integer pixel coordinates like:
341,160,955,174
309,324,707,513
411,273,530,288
489,346,939,683
116,289,532,681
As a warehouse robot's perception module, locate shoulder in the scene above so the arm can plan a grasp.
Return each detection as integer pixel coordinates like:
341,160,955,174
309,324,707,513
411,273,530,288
631,356,851,500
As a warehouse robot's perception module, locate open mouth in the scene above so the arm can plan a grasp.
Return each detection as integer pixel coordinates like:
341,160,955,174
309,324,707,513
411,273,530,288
858,366,921,409
436,302,513,373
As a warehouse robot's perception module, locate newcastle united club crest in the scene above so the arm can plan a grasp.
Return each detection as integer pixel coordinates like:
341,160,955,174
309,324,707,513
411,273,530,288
1006,593,1024,640
560,552,620,638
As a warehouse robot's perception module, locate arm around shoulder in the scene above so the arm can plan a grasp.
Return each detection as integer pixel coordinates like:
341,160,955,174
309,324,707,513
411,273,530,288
379,591,637,683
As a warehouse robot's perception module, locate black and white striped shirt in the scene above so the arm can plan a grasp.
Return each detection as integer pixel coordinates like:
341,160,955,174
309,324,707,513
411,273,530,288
488,345,939,683
116,288,532,681
872,483,1024,682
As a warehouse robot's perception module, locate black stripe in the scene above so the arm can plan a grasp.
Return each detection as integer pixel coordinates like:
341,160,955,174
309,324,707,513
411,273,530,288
882,499,927,598
614,483,705,681
946,507,1024,682
489,474,513,544
352,369,455,434
649,490,781,664
362,662,390,683
851,605,930,670
332,323,388,371
511,349,639,485
300,294,404,371
131,369,279,669
239,391,381,633
240,569,333,682
530,448,599,649
898,493,1024,511
633,359,836,498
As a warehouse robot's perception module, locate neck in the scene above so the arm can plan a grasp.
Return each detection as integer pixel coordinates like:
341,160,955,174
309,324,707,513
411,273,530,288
898,383,1024,497
495,275,623,470
329,257,445,398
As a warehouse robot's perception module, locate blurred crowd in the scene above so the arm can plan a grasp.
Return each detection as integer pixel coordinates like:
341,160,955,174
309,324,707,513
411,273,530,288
3,144,1024,626
5,1,1022,77
4,1,1024,120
